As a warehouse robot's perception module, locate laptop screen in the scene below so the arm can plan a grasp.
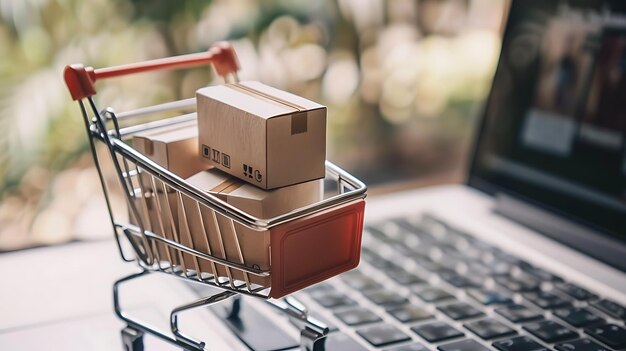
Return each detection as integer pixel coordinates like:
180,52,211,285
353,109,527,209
470,1,626,253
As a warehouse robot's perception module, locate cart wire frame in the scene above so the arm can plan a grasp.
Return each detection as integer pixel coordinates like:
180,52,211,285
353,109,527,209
65,42,367,351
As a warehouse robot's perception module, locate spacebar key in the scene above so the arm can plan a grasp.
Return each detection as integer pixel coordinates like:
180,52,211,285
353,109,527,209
211,300,298,351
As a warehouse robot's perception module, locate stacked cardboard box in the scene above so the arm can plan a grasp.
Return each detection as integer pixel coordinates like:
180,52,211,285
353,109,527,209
196,81,326,189
129,122,210,264
130,81,328,288
177,169,323,285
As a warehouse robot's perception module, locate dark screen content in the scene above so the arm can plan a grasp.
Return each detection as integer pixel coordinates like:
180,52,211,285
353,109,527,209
521,10,626,196
474,0,626,240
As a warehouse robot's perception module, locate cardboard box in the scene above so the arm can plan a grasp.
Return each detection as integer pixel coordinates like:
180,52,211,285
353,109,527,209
128,189,181,266
197,81,327,190
132,121,210,188
130,121,211,267
186,168,323,219
177,168,323,286
178,202,271,286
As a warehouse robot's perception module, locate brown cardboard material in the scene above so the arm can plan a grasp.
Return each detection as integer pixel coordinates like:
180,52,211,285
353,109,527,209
196,81,327,190
177,168,323,286
130,121,211,267
128,189,181,265
132,121,210,187
178,198,270,286
186,168,323,219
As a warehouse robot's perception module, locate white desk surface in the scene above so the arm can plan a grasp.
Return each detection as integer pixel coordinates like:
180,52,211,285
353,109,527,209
0,239,239,350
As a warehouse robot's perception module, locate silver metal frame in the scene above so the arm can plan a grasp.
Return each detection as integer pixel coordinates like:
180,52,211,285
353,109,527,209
74,74,367,350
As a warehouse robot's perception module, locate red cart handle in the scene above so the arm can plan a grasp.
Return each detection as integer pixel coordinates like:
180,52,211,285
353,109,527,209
64,41,240,101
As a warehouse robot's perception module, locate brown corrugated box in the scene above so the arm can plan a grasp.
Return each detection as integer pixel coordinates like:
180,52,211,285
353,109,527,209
132,121,210,185
177,168,323,286
130,121,211,264
186,168,324,219
128,190,181,265
196,81,327,190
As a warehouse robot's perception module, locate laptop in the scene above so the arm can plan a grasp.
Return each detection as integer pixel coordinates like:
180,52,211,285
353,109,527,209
2,0,624,350
201,0,626,350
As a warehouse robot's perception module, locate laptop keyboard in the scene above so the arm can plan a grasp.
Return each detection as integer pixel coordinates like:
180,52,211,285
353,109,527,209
293,214,626,351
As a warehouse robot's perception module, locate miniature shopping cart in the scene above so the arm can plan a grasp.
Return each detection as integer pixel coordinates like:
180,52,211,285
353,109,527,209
63,42,367,351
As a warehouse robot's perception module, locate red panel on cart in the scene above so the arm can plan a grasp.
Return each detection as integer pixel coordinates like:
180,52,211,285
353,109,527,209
269,199,365,298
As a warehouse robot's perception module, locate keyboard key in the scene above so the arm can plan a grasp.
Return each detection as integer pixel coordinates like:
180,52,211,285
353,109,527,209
495,275,540,292
464,318,517,339
387,267,425,285
584,324,626,349
464,262,493,277
362,248,394,269
438,302,484,320
467,289,513,305
367,226,402,244
310,290,357,308
457,245,486,262
363,290,409,307
335,307,382,326
385,342,427,351
523,320,578,343
325,332,368,351
400,221,438,243
412,256,449,272
356,324,411,347
494,252,524,265
414,287,454,302
555,338,609,351
388,242,419,257
387,305,433,323
438,339,490,351
431,250,466,271
437,251,471,272
553,307,605,328
495,304,542,323
519,264,562,282
556,283,597,301
409,244,436,259
523,291,570,309
493,336,547,351
482,259,512,276
411,321,464,343
341,271,383,291
440,271,483,288
591,299,626,321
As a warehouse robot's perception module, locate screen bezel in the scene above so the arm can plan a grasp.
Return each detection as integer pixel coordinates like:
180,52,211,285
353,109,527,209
467,0,626,272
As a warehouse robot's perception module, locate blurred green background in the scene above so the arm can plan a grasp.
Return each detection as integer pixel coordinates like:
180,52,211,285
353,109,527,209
0,0,506,250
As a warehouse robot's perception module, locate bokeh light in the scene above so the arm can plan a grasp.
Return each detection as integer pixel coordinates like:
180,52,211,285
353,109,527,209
0,0,508,250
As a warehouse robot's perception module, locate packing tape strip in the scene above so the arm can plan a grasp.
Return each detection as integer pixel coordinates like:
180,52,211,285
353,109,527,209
208,177,246,195
226,83,309,135
225,83,306,112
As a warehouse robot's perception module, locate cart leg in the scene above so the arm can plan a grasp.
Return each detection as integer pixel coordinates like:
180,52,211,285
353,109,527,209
121,326,144,351
301,326,326,351
266,297,328,351
226,295,241,320
170,290,237,350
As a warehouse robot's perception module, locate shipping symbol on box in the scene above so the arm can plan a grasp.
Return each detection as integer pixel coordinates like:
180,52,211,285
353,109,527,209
202,144,231,169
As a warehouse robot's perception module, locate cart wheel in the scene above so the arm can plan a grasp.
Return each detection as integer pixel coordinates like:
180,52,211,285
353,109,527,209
121,326,144,351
